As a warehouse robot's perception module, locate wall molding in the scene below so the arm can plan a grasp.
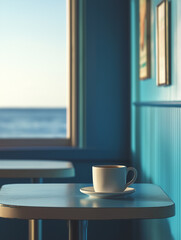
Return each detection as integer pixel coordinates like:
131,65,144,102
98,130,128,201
134,101,181,107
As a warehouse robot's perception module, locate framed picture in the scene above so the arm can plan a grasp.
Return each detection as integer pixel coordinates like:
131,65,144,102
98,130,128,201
157,0,169,85
139,0,151,80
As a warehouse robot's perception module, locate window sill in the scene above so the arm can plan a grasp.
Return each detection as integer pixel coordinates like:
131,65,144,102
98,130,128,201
0,138,71,149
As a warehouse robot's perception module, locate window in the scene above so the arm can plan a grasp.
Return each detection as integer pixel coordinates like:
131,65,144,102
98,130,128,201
0,0,82,148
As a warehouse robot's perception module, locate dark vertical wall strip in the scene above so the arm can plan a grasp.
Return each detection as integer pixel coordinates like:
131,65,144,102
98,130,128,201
86,0,130,156
131,0,180,239
0,0,131,239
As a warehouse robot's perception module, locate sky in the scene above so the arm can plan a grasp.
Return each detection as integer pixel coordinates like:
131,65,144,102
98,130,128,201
0,0,67,108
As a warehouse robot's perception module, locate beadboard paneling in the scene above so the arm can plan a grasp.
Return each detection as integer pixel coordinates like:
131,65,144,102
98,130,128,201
132,106,180,240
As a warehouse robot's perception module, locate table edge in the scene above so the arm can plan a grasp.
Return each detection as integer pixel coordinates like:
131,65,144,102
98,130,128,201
0,203,175,220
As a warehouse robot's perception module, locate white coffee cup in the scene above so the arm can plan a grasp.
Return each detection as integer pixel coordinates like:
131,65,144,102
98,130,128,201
92,165,137,193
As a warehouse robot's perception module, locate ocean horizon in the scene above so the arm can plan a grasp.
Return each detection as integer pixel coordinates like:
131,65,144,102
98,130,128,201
0,108,67,138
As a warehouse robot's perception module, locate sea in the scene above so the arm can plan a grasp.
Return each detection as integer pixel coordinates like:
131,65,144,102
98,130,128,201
0,108,67,138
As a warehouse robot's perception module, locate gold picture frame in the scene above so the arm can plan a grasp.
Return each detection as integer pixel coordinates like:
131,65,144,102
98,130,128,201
157,0,169,85
139,0,151,80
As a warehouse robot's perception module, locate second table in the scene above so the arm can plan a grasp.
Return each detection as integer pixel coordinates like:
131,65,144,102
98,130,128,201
0,160,75,240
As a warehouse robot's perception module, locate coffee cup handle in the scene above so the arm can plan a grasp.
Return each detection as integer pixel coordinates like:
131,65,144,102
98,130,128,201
126,167,137,188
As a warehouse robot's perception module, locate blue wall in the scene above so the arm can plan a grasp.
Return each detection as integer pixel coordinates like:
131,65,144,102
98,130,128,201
131,0,180,239
0,0,131,239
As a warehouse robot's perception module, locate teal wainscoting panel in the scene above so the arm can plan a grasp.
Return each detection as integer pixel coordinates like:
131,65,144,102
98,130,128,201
132,106,180,240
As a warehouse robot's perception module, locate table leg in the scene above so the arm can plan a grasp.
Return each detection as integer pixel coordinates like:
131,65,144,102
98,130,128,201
29,220,42,240
29,178,43,240
68,220,88,240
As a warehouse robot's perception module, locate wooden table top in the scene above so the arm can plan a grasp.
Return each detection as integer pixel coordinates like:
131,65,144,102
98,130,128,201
0,183,175,220
0,160,75,178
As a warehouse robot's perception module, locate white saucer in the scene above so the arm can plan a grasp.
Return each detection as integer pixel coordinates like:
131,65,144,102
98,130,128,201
80,186,135,198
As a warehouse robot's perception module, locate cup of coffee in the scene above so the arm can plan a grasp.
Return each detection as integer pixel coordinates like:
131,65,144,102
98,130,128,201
92,165,137,193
